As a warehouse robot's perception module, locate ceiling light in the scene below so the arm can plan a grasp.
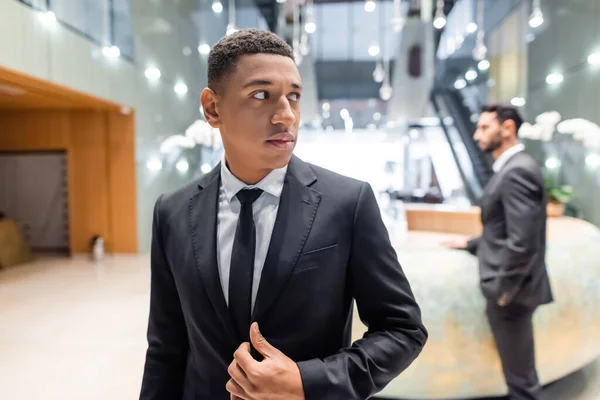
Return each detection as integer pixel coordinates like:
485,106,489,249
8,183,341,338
226,24,237,36
546,73,564,85
465,70,478,81
200,163,212,174
391,16,405,32
198,43,211,55
478,59,490,71
588,52,600,66
174,82,188,95
510,97,526,107
0,84,26,96
466,22,478,33
473,42,488,61
38,10,56,26
144,67,161,80
212,1,223,13
454,79,467,89
340,108,350,120
373,62,385,83
322,102,330,111
433,16,447,29
373,112,382,121
529,7,544,28
299,40,309,56
146,158,163,172
545,157,561,169
102,45,120,59
176,159,189,173
364,0,376,13
379,83,393,101
276,0,286,3
322,110,330,119
368,45,380,57
586,154,600,168
526,33,536,43
305,22,316,34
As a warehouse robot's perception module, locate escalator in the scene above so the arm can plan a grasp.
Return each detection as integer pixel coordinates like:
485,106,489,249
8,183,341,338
430,88,494,204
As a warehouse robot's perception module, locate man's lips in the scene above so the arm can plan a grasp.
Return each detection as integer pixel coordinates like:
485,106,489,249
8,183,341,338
266,133,295,143
266,133,295,149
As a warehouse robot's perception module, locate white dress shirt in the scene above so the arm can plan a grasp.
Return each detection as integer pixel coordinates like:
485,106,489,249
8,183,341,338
216,156,287,311
492,143,525,173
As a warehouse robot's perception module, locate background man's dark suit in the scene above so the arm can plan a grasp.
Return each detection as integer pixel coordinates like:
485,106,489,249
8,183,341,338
467,151,553,399
140,155,427,400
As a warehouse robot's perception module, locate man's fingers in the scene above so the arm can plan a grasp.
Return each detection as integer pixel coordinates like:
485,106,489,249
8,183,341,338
226,378,249,399
228,360,251,390
234,341,259,374
249,322,280,359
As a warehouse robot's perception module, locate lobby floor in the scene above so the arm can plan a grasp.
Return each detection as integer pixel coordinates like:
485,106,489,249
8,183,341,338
0,255,599,400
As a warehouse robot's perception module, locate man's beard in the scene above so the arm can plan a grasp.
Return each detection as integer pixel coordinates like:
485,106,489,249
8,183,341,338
482,134,503,153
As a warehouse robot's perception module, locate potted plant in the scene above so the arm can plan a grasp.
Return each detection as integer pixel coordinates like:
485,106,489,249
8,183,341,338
543,173,574,217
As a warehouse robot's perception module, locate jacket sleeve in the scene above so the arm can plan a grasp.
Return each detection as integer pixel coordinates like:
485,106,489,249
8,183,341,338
466,236,481,255
497,168,544,304
297,182,428,400
139,195,189,400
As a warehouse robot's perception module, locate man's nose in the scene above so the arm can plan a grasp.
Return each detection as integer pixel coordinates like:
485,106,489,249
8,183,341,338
271,97,296,126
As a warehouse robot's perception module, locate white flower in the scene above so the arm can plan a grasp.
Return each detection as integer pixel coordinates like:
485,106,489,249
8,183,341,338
557,118,600,144
160,135,196,154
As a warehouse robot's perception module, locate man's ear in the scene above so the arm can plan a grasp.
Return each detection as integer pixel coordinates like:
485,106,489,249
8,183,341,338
201,88,220,128
502,119,517,138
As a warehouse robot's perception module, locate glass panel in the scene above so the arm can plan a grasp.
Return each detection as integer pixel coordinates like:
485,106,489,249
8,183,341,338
113,0,135,59
51,0,91,39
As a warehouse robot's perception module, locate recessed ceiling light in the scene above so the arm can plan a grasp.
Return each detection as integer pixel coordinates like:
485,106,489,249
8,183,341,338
0,84,26,96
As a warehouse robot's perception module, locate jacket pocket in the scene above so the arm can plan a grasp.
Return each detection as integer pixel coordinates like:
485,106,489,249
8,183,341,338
293,243,338,273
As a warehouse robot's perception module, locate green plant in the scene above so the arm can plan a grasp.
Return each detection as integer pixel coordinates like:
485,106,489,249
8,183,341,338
543,172,574,204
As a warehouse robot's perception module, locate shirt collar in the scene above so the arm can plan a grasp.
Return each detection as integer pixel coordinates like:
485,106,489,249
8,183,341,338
493,143,525,173
220,154,288,202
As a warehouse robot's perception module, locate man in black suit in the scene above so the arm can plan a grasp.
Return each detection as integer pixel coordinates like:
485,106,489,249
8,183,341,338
445,105,553,400
139,29,427,400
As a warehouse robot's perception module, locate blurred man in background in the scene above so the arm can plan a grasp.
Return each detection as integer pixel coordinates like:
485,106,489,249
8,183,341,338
445,105,553,400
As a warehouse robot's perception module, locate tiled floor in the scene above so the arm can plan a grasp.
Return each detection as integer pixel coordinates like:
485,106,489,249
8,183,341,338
0,255,599,400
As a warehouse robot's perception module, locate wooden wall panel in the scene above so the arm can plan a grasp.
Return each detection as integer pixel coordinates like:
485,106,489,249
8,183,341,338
0,111,69,149
107,112,137,253
0,110,137,254
67,111,110,253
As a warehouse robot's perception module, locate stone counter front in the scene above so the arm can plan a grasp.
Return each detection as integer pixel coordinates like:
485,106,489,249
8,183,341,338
351,216,600,399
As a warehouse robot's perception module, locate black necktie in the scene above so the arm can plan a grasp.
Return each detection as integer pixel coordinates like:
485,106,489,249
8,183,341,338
229,188,263,343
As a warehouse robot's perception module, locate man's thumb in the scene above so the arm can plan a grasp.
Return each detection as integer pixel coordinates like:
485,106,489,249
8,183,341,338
250,322,276,358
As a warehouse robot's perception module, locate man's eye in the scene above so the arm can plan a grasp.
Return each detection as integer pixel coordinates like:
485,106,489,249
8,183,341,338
253,91,267,100
288,93,301,102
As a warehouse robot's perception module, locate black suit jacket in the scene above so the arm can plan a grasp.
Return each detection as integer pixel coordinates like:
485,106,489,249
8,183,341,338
140,155,427,400
467,151,553,308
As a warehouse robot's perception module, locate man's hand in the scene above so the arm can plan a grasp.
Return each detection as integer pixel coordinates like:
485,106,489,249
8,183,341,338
440,239,469,250
226,322,304,400
497,292,510,307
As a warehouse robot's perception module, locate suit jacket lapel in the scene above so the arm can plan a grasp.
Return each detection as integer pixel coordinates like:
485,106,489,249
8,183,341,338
252,156,321,321
189,163,238,346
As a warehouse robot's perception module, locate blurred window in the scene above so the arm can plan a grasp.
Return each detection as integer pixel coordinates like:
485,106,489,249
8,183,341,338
15,0,134,60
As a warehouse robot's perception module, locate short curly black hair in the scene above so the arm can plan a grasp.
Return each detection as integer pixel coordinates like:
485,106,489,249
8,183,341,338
481,104,524,136
208,29,294,91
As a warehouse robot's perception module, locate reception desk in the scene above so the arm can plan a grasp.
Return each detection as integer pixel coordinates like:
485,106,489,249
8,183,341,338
352,205,600,399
